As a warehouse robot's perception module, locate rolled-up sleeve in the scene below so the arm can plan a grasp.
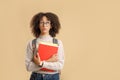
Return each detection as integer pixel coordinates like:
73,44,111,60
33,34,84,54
42,40,65,70
25,40,41,72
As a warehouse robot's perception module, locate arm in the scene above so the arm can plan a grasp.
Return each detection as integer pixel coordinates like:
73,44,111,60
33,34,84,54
42,40,65,70
25,40,41,72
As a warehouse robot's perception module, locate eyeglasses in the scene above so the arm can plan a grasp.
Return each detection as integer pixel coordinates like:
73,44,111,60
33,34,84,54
40,21,51,26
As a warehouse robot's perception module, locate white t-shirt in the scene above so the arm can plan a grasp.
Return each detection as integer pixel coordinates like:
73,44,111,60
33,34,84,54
25,35,65,74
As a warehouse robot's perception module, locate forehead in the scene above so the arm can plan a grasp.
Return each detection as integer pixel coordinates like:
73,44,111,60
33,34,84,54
40,16,50,21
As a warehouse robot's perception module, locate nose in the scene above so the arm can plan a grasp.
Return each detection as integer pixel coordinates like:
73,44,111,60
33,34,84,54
43,23,47,27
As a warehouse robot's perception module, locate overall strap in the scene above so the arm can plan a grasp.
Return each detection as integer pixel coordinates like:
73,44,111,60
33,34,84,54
53,38,59,46
32,39,37,55
53,38,61,74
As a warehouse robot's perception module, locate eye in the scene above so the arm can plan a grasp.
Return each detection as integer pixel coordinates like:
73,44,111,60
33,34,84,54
46,22,50,24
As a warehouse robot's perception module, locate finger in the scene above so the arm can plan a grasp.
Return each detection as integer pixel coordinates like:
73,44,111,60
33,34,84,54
53,54,57,57
55,54,58,57
34,54,36,58
54,54,57,56
55,57,58,60
55,56,58,60
37,53,40,60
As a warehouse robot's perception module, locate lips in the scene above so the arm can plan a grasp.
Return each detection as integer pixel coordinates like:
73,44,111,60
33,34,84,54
43,29,47,31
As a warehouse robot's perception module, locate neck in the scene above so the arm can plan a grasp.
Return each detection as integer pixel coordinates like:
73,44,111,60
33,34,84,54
38,33,52,39
40,33,49,36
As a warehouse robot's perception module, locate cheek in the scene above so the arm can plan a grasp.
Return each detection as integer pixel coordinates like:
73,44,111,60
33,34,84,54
39,26,42,31
47,26,51,31
48,26,51,30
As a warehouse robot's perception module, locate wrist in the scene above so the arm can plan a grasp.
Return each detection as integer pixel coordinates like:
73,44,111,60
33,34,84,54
38,61,44,67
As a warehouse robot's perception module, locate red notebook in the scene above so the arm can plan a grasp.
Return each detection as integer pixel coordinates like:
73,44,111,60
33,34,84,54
38,41,58,72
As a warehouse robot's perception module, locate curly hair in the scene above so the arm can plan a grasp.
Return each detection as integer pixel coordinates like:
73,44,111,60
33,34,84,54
30,12,61,38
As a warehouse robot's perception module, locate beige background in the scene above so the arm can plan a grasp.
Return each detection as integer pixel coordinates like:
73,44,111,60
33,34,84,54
0,0,120,80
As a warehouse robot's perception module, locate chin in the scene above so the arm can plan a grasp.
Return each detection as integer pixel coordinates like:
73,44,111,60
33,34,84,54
42,31,48,34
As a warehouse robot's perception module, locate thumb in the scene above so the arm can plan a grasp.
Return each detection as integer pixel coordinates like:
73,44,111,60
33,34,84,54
34,54,37,59
37,53,40,60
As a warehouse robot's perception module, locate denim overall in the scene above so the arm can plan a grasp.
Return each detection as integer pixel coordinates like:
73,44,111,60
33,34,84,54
30,72,60,80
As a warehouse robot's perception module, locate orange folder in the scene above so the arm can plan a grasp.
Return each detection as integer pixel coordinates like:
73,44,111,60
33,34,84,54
38,41,58,72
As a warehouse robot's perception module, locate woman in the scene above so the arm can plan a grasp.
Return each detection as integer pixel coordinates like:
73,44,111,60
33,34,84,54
25,12,65,80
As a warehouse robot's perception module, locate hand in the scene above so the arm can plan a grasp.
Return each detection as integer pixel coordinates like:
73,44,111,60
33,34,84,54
32,53,41,65
46,54,58,62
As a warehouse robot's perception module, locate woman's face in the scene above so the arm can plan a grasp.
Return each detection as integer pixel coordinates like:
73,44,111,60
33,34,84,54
39,16,51,35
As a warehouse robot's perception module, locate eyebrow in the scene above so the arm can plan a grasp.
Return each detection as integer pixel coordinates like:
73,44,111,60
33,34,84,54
40,21,50,22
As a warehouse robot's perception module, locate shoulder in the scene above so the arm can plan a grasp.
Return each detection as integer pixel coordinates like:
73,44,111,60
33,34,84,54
26,39,32,45
55,38,63,47
58,39,62,44
26,39,36,48
56,39,64,52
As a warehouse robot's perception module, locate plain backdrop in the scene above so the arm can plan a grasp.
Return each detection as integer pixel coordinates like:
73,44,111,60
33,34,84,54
0,0,120,80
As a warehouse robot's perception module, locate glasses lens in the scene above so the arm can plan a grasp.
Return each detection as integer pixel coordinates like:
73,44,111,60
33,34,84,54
40,21,50,26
